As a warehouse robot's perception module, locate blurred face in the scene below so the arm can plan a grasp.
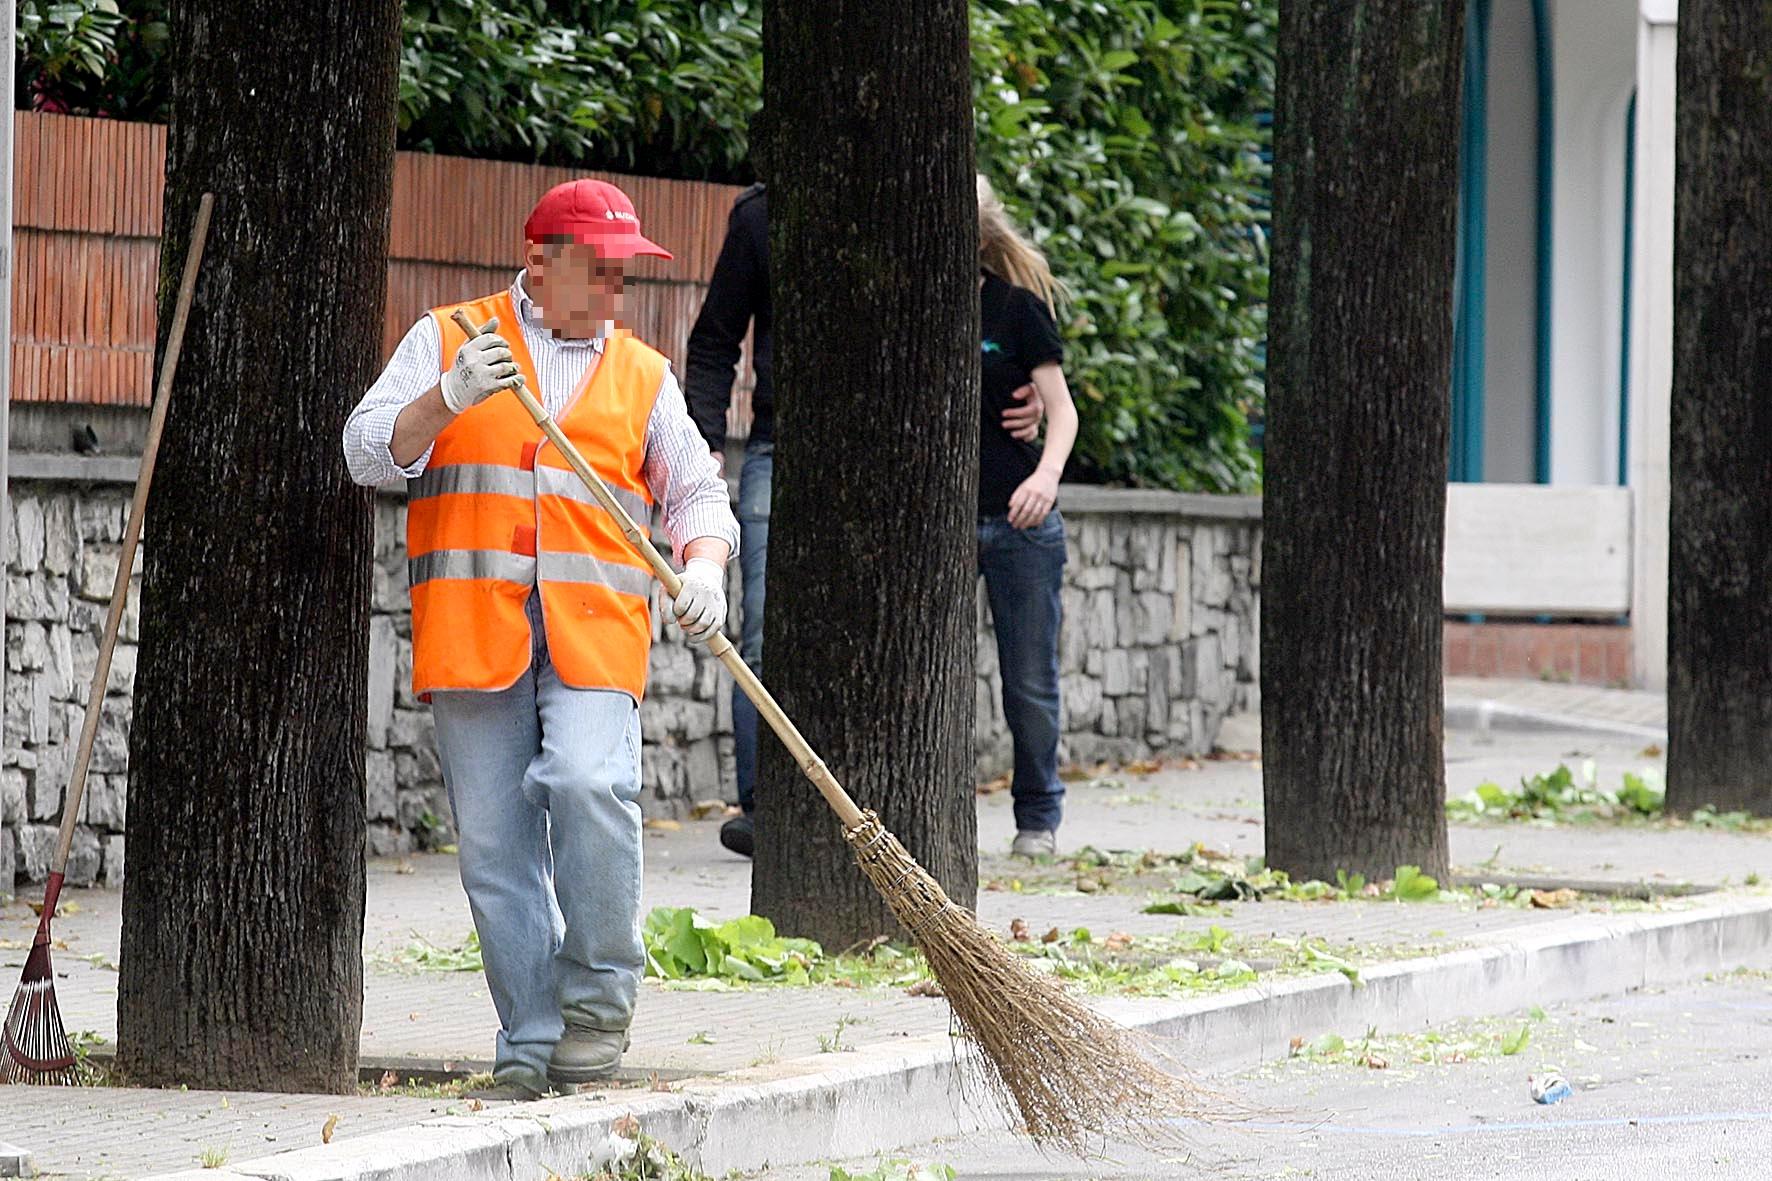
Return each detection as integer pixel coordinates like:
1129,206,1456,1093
524,241,626,338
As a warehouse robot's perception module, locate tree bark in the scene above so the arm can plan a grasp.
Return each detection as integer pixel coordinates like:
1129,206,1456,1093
116,0,400,1092
750,0,979,950
1666,4,1772,815
1261,0,1463,882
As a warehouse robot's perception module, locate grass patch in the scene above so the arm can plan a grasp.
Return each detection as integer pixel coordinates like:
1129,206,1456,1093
1283,1010,1554,1071
376,930,484,972
548,1119,742,1180
643,908,932,992
1448,761,1772,833
830,1162,957,1181
357,1070,493,1099
1002,924,1414,999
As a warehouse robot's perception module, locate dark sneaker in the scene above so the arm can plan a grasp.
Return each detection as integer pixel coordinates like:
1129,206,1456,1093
547,1026,631,1089
720,813,755,858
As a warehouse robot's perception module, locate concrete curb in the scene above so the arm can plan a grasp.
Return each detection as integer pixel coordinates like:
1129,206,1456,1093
144,893,1772,1181
1445,694,1667,743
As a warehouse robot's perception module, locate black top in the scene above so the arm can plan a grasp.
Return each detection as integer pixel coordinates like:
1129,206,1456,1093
686,184,772,450
978,272,1064,516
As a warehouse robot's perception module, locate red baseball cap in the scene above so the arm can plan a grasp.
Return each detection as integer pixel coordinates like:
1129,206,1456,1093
523,179,673,260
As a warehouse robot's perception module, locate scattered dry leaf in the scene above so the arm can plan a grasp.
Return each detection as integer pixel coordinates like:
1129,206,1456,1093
1288,1036,1305,1056
648,1072,672,1093
1102,931,1134,952
1641,744,1663,759
1009,918,1031,943
1529,888,1579,910
1363,1053,1389,1070
378,1070,398,1091
321,1113,339,1144
831,978,858,989
906,979,944,998
1075,877,1101,894
395,860,416,876
643,818,682,832
613,1114,642,1139
467,1098,485,1112
1445,1050,1468,1064
689,799,725,820
1041,927,1061,944
1124,758,1163,775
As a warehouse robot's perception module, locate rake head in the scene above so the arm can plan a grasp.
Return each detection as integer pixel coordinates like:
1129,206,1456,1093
844,811,1220,1152
2,876,78,1086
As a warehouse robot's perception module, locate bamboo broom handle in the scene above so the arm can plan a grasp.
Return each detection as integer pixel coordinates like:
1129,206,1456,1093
50,193,215,875
449,310,865,829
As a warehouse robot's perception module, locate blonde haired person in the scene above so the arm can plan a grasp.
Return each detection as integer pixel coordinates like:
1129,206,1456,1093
975,175,1080,859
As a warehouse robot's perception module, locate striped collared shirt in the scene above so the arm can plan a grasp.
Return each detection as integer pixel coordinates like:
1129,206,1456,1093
343,274,737,557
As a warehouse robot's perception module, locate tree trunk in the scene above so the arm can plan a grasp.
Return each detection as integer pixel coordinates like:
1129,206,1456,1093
115,0,400,1093
1666,4,1772,815
1261,0,1463,882
750,0,979,950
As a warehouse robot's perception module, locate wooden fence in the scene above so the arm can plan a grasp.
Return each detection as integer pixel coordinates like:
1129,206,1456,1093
11,111,753,426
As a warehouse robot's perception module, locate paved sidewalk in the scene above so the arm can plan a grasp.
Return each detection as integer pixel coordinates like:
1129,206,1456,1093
7,704,1764,1178
1445,676,1668,737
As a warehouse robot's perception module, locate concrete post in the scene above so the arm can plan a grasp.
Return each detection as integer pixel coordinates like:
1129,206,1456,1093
1628,0,1676,690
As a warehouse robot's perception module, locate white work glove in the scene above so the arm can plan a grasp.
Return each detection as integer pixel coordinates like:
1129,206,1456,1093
672,557,727,642
440,316,523,413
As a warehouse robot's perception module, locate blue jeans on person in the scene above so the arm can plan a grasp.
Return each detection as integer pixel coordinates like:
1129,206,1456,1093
429,593,645,1093
978,510,1066,833
732,441,772,813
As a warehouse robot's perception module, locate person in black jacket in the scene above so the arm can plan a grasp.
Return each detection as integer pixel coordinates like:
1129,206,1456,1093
685,183,1047,858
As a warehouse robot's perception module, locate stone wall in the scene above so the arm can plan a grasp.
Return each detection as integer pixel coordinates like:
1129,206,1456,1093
980,487,1261,775
3,460,1260,888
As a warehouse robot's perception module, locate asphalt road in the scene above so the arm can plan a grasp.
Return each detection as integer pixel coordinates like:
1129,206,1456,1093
775,973,1772,1180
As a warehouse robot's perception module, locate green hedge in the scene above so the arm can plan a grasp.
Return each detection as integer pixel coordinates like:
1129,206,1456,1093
20,0,1271,492
973,0,1271,492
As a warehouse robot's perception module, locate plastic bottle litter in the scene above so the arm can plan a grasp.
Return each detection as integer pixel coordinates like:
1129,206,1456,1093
1530,1072,1572,1105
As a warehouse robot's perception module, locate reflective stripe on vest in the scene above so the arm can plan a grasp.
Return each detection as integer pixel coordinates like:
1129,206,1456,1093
406,289,665,699
534,465,651,525
410,464,536,502
409,548,536,586
535,550,654,597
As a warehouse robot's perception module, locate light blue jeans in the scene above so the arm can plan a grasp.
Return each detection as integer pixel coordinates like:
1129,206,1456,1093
430,594,645,1091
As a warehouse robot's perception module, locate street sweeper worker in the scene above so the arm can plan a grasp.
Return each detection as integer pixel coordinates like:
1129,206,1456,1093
342,178,737,1102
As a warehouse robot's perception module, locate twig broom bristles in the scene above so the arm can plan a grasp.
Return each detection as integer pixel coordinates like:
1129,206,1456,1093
449,309,1214,1149
2,194,214,1086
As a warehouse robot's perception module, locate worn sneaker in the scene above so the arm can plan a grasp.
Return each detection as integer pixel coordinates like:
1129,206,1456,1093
465,1076,547,1102
720,813,755,858
1011,829,1057,859
547,1026,632,1089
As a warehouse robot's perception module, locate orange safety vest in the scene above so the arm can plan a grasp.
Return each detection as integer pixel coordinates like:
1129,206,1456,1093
406,289,663,700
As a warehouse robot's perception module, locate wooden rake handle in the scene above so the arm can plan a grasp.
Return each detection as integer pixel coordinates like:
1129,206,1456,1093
449,309,865,829
49,193,216,881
